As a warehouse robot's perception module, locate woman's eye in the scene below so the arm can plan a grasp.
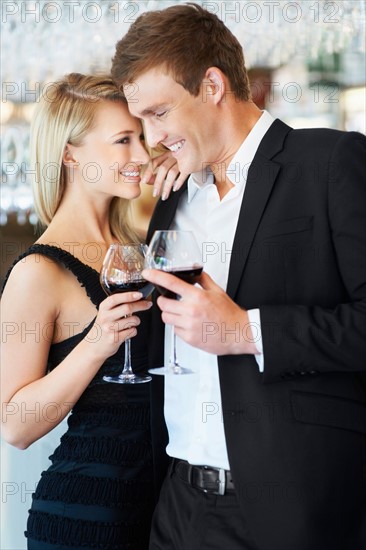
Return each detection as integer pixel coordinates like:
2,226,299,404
156,111,167,119
116,137,130,144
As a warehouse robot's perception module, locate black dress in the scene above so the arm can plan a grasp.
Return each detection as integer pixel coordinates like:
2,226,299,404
3,245,154,550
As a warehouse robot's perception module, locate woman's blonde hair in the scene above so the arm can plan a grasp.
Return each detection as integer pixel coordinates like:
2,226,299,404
30,72,139,243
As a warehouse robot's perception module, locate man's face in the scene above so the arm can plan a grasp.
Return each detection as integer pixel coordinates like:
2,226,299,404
124,68,219,176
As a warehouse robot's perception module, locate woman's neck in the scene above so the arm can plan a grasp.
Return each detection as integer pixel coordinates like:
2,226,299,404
37,193,115,249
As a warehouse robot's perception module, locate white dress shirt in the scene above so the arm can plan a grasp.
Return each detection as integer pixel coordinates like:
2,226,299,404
164,111,275,469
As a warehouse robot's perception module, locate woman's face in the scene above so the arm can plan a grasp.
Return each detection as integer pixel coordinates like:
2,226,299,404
68,100,150,200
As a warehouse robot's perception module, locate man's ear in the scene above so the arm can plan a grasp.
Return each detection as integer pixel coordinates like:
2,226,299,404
202,67,226,104
62,144,78,166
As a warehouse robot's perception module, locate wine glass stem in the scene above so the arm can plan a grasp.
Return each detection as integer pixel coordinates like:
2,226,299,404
121,337,133,377
170,326,179,368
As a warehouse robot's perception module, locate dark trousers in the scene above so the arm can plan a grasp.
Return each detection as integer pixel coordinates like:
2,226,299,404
149,463,258,550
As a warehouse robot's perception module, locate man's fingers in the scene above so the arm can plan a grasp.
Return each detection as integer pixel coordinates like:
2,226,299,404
142,269,197,298
161,310,185,328
197,271,218,290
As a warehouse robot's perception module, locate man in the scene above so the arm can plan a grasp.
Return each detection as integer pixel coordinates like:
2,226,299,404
112,4,366,549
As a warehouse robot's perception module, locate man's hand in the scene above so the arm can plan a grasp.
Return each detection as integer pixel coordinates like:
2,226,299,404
142,269,259,355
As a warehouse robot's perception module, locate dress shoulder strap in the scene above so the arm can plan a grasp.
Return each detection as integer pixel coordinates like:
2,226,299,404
2,244,105,308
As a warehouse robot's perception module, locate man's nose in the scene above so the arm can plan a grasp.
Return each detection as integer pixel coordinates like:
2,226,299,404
130,139,150,165
143,120,167,149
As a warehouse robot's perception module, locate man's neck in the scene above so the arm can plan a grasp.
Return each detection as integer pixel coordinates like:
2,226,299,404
211,101,263,199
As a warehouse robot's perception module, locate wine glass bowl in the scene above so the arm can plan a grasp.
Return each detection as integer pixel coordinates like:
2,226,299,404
145,230,203,375
100,243,153,384
153,265,203,299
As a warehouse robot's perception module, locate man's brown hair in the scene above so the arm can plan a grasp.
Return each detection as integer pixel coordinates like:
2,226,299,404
111,2,251,101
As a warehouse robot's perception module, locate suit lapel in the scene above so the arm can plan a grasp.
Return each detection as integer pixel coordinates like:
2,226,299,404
147,181,188,243
226,119,292,299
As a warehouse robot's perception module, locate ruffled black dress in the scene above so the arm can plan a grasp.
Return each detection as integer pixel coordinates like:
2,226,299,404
3,245,154,550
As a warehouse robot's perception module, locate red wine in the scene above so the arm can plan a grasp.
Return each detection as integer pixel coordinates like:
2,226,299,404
102,279,154,298
156,266,203,299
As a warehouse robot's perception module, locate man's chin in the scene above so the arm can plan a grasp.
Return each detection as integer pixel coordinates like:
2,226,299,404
177,160,201,177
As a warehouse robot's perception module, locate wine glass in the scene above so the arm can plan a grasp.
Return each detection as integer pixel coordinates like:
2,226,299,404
145,230,203,375
100,243,154,384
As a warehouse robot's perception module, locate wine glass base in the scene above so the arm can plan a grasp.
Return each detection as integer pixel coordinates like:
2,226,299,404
148,366,193,376
103,374,152,384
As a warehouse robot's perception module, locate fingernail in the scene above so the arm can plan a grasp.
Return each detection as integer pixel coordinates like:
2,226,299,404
161,193,168,201
153,188,159,197
133,292,143,299
173,185,178,192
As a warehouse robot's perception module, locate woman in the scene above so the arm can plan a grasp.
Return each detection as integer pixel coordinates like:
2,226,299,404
0,73,182,549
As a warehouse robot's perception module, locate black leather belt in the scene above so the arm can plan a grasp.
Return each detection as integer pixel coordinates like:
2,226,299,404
172,459,235,496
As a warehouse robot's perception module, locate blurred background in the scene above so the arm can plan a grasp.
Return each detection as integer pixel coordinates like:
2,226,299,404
1,1,365,547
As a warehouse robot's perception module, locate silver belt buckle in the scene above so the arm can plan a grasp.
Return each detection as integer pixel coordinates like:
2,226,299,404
213,467,226,495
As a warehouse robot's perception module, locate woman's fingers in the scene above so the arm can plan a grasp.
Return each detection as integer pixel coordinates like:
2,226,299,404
143,151,188,199
96,295,152,350
154,159,178,199
100,292,151,312
108,315,141,335
171,171,187,193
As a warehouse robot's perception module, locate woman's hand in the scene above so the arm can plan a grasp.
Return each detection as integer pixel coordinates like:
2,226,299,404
142,151,188,200
91,292,152,362
0,261,152,449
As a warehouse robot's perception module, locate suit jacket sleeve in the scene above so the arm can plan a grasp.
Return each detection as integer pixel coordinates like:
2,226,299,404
260,131,366,383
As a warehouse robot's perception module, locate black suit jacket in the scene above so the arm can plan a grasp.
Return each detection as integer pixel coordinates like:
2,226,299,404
147,120,366,549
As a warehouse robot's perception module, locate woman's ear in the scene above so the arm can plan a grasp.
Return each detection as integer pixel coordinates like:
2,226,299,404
62,144,78,166
202,67,226,105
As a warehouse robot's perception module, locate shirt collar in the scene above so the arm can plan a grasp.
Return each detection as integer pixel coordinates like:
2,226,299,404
187,110,275,203
187,166,214,203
